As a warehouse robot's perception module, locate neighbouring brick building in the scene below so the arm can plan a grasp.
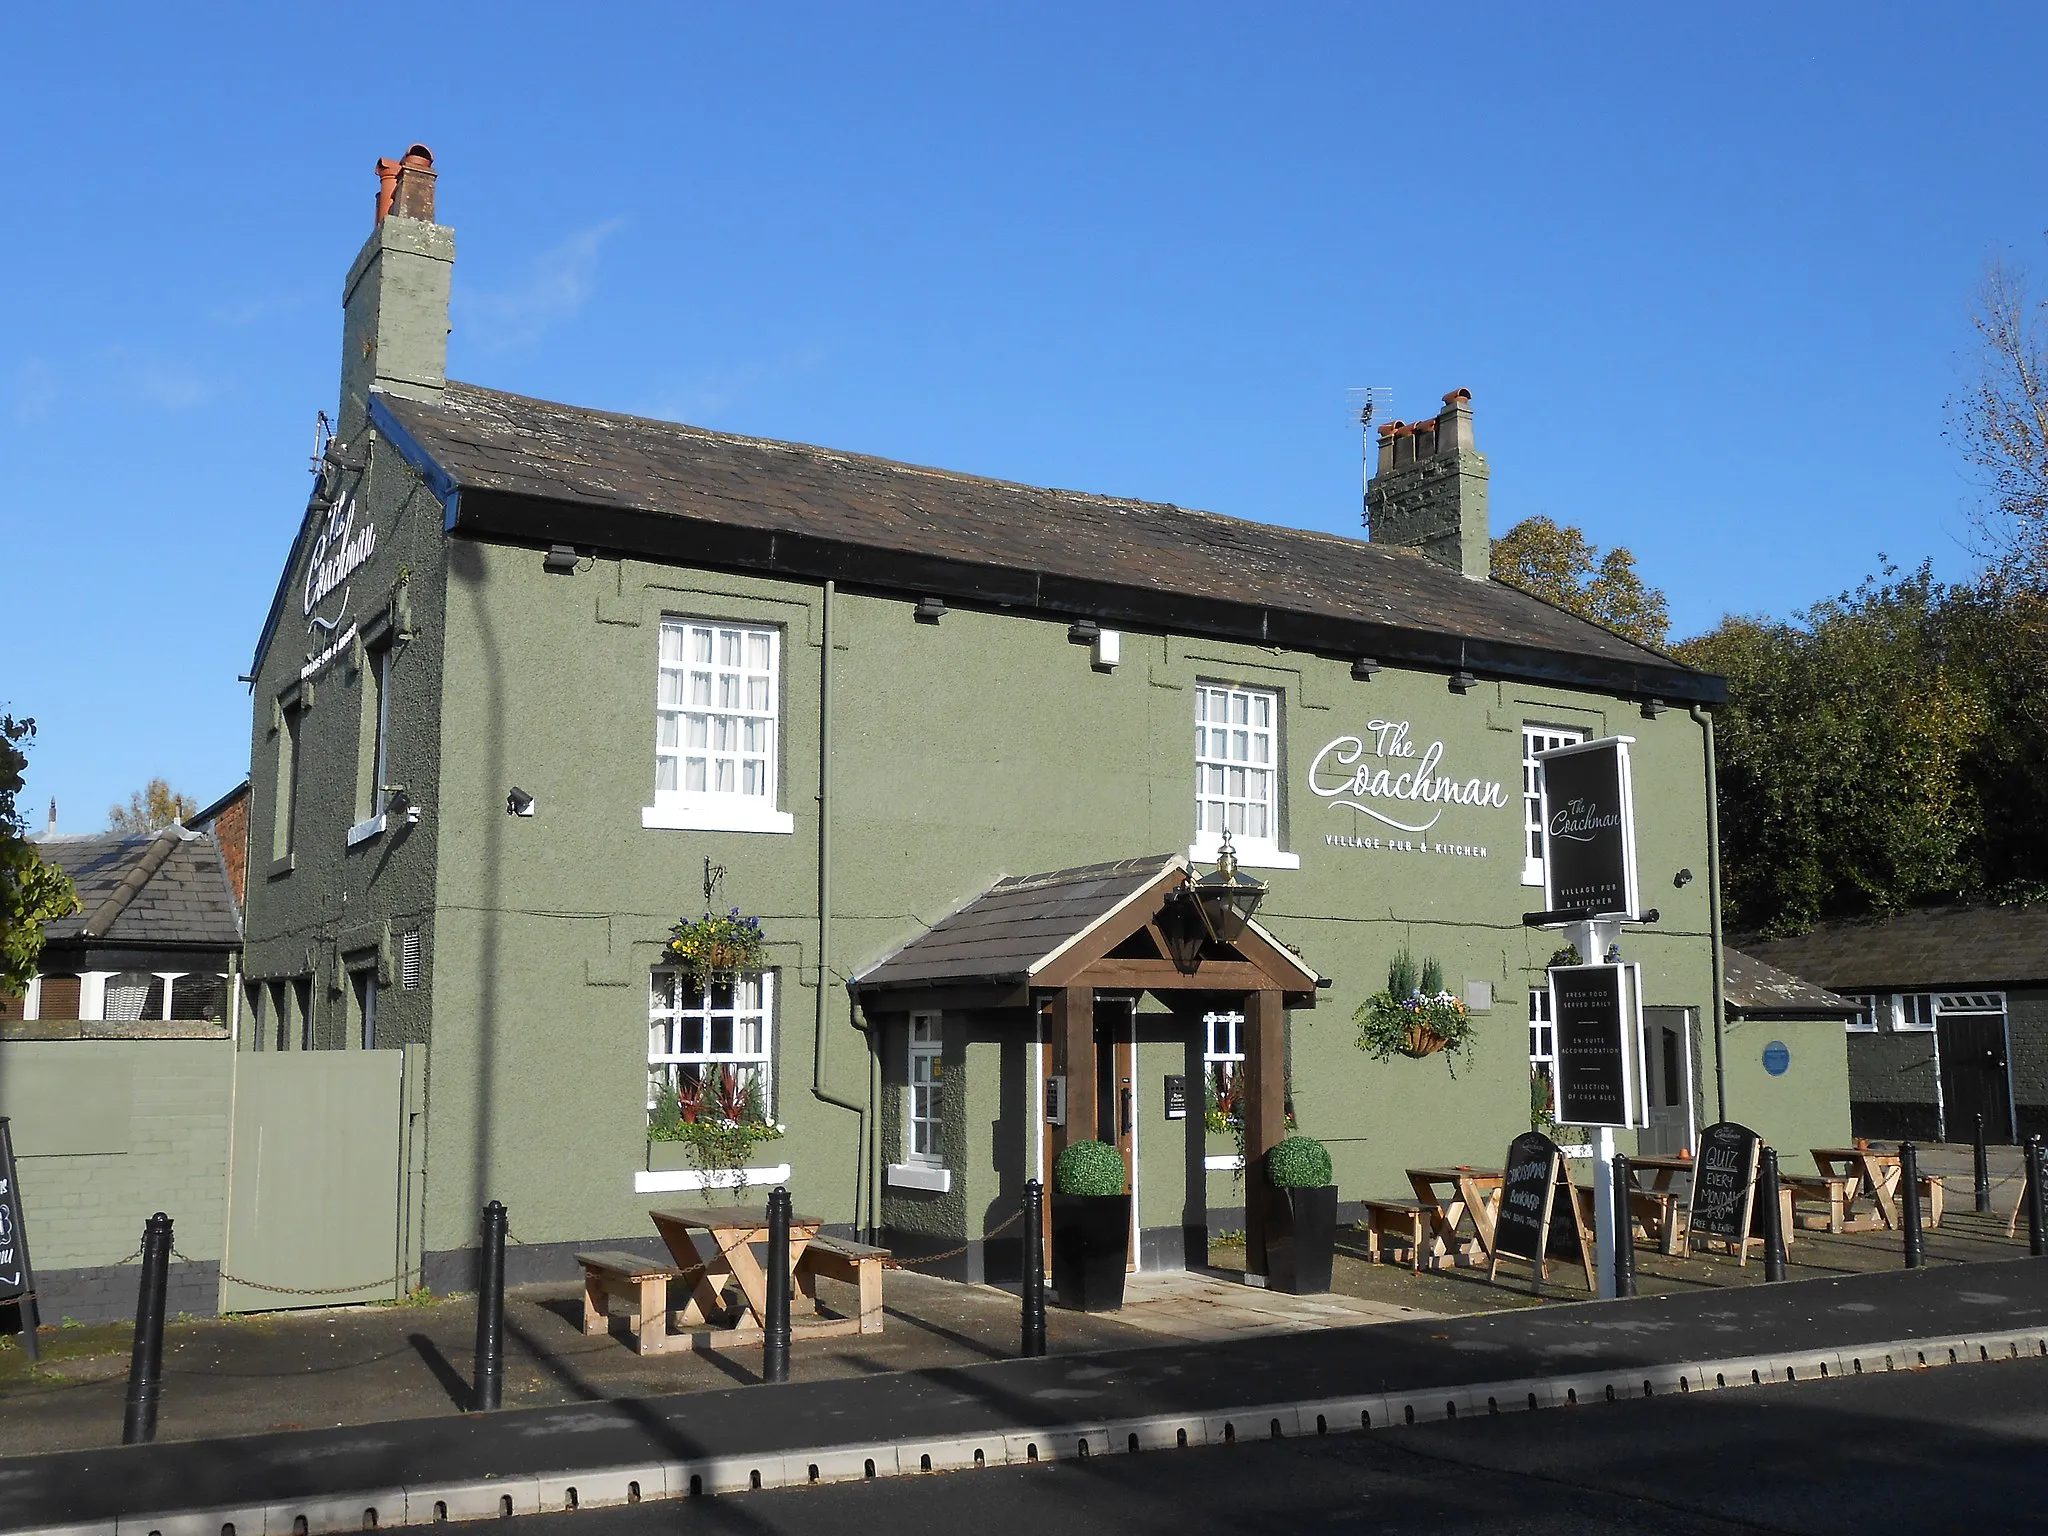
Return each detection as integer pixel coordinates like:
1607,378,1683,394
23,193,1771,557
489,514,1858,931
1743,905,2048,1144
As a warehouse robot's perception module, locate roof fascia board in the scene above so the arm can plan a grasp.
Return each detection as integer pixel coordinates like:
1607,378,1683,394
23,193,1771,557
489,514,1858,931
366,393,462,507
1027,861,1188,984
446,486,1726,704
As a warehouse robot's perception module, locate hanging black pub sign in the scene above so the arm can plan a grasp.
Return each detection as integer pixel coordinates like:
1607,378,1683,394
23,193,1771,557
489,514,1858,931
1537,736,1640,920
1550,962,1645,1129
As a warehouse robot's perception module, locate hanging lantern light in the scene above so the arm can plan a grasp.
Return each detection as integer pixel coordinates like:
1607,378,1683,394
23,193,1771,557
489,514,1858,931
1189,829,1266,946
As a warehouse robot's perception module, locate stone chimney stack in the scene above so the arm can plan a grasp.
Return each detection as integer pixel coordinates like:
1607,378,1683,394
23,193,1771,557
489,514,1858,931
338,144,454,443
1365,387,1491,580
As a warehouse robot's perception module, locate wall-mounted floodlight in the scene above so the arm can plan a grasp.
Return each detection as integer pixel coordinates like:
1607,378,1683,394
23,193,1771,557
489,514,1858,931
1449,669,1478,693
507,786,536,817
1067,619,1101,645
543,545,579,574
1351,657,1382,682
1641,698,1668,719
914,596,947,624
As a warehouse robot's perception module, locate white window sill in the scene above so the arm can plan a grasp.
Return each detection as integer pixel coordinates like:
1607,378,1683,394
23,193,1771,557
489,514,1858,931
1203,1154,1243,1172
346,813,388,848
635,1163,792,1194
1185,842,1299,872
643,801,795,835
886,1163,952,1193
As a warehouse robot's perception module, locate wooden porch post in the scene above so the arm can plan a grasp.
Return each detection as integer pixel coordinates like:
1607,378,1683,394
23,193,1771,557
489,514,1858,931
1243,988,1287,1280
1051,985,1097,1162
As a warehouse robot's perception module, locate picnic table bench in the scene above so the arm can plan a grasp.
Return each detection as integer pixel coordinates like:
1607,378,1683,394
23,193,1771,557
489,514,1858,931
1358,1197,1426,1271
795,1233,888,1335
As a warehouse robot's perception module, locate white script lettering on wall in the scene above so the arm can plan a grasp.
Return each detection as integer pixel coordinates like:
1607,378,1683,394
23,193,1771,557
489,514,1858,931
1308,719,1511,835
303,491,377,630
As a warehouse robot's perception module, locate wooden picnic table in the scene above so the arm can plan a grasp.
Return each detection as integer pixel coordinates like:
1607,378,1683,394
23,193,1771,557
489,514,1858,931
1625,1154,1696,1255
1405,1167,1504,1270
1810,1147,1901,1231
650,1203,830,1339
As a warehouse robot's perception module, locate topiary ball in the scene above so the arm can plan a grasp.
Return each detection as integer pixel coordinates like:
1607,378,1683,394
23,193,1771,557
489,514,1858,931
1054,1139,1128,1196
1266,1135,1333,1189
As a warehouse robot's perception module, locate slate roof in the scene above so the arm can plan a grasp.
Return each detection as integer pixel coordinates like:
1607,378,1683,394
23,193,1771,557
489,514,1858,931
33,828,242,949
1722,947,1862,1018
854,856,1182,994
1738,906,2048,993
369,383,1725,704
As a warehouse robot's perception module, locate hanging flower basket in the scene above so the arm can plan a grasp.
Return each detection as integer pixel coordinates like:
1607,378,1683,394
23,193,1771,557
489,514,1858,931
1353,950,1476,1077
665,908,767,982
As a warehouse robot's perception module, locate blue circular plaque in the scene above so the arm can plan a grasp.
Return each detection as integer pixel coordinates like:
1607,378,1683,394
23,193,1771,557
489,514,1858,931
1762,1041,1791,1077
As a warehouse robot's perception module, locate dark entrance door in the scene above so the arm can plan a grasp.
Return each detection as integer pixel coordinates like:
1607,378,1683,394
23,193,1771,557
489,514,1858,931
1937,1012,2013,1143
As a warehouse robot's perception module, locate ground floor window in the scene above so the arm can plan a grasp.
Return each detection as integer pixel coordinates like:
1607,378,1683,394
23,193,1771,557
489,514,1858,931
1528,987,1555,1066
907,1012,943,1164
648,969,775,1121
1202,1008,1245,1122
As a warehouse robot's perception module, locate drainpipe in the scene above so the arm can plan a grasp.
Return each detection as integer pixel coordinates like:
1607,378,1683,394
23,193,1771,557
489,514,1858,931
809,579,870,1231
1692,704,1729,1124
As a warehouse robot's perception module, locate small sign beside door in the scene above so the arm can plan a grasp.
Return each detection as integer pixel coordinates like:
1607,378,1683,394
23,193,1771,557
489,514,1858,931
1163,1075,1189,1120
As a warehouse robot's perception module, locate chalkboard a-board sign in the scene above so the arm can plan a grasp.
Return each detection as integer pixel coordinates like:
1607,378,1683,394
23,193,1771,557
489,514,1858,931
0,1118,34,1306
1491,1131,1563,1267
1550,963,1642,1128
1163,1075,1189,1121
1538,736,1639,920
1688,1121,1762,1254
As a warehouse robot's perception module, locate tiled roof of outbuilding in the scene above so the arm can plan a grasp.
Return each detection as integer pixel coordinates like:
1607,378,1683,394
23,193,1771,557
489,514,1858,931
34,828,242,949
1738,906,2048,993
371,383,1725,704
1722,947,1862,1018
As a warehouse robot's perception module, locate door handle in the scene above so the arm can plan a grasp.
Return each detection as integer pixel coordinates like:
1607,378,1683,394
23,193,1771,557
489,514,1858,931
1121,1086,1133,1135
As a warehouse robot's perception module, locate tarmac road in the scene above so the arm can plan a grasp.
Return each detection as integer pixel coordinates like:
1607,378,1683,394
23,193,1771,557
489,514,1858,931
497,1354,2048,1535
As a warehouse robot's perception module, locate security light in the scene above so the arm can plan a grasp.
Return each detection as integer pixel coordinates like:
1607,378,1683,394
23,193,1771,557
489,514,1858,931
543,544,579,574
507,787,535,817
1449,670,1478,693
1674,868,1694,888
914,596,947,624
1351,657,1382,682
1641,698,1668,719
1068,619,1101,645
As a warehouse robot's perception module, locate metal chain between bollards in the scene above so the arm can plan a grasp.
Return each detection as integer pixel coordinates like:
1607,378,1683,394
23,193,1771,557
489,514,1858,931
885,1205,1026,1269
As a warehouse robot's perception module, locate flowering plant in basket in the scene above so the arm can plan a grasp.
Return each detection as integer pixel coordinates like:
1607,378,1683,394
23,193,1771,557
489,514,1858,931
1353,950,1476,1077
665,908,767,982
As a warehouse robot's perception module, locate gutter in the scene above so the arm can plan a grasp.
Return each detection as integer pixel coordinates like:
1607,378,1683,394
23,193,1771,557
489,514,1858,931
1693,704,1729,1124
808,578,871,1234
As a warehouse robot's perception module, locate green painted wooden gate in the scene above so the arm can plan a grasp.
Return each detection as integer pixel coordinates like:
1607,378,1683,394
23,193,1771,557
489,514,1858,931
219,1046,425,1313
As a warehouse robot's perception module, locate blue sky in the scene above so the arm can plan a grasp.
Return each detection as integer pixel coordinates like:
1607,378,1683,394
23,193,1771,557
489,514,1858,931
5,3,2043,829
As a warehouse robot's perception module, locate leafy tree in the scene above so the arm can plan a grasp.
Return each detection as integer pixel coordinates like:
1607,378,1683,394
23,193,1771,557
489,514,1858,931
1949,257,2048,577
1674,566,2047,935
107,778,196,834
2,715,79,992
1491,516,1672,649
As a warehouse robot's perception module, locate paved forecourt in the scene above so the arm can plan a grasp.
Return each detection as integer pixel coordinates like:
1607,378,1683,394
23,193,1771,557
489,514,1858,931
6,1258,2048,1535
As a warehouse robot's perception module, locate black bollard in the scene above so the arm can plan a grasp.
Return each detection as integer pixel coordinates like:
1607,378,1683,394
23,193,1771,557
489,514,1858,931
1974,1113,1991,1215
1760,1147,1788,1282
1900,1141,1924,1269
121,1212,173,1445
2028,1137,2047,1259
471,1201,506,1412
1021,1180,1047,1357
1611,1153,1637,1299
762,1187,792,1384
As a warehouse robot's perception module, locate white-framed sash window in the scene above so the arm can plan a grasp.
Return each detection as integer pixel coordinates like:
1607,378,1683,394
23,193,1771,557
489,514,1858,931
1202,1008,1245,1097
1843,993,1881,1034
643,619,794,834
648,969,776,1116
1191,683,1297,869
1522,724,1588,886
1895,993,1936,1033
907,1012,944,1165
1528,987,1555,1065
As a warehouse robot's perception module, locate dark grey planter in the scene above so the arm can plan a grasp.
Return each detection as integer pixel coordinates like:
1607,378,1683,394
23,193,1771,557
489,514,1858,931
1266,1184,1337,1294
1051,1192,1129,1311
